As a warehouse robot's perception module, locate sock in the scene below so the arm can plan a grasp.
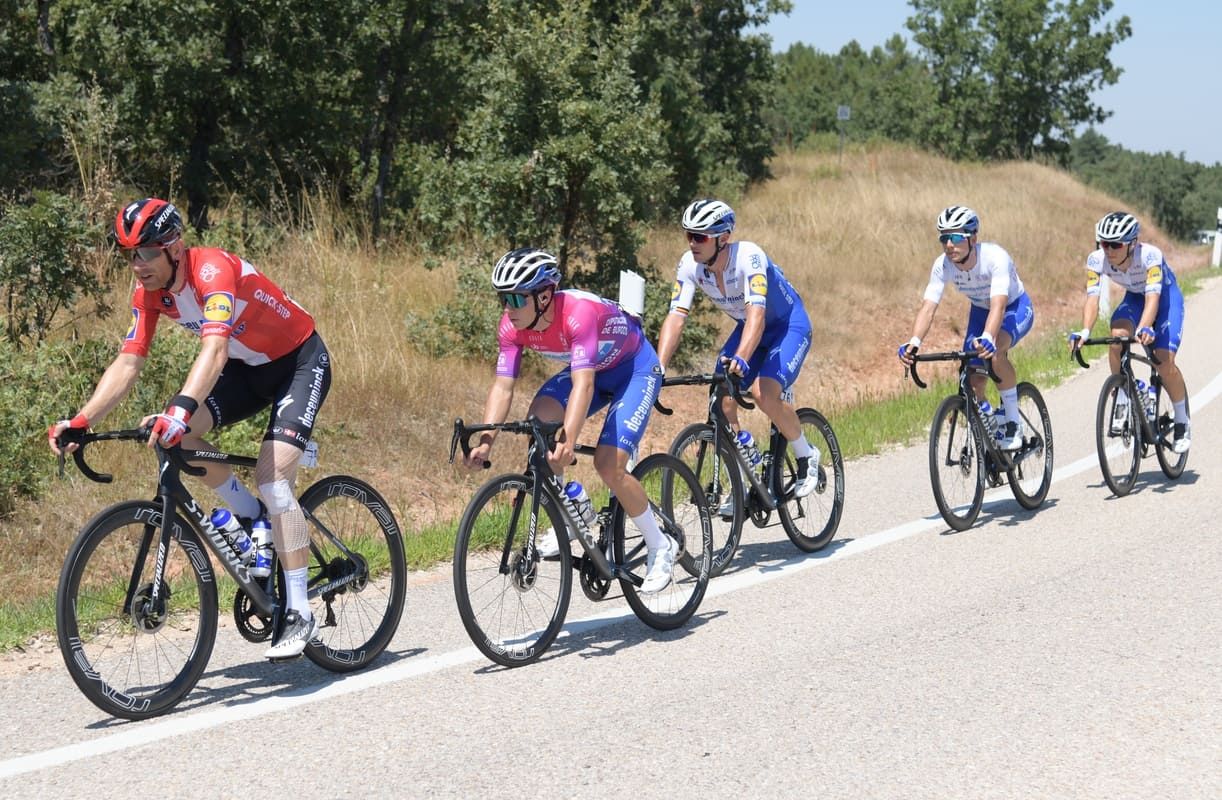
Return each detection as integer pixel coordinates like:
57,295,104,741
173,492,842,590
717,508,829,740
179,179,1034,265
633,509,667,550
286,566,311,619
1173,400,1189,424
215,476,262,519
999,388,1019,424
789,433,813,459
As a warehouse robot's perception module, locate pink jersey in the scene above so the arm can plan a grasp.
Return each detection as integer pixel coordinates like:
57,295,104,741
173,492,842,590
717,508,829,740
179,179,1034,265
121,247,315,365
496,290,644,377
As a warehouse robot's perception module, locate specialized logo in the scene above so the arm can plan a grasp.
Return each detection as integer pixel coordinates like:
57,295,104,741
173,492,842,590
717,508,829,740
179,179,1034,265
125,309,140,340
203,292,234,323
749,274,768,298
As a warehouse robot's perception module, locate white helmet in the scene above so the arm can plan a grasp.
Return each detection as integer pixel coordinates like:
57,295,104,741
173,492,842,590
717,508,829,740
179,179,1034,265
936,205,979,234
682,199,736,234
491,248,561,292
1095,211,1139,244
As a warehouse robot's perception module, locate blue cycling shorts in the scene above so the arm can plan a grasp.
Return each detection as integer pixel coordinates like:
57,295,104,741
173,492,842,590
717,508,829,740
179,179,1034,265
716,308,812,391
1112,288,1184,353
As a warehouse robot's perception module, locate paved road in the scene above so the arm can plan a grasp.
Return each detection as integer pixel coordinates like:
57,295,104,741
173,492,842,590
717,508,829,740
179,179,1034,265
3,279,1220,799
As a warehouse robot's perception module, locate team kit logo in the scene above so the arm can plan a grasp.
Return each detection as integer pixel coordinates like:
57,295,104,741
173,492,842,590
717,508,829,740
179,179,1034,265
203,292,234,323
749,273,768,298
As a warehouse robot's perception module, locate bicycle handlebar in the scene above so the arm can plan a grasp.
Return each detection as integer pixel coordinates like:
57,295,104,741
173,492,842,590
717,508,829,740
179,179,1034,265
54,427,210,483
1071,335,1160,369
904,348,1001,390
450,416,567,470
655,372,755,416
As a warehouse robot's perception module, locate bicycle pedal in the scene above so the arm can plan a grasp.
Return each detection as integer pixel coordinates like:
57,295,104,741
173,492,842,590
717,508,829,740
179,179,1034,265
266,653,306,665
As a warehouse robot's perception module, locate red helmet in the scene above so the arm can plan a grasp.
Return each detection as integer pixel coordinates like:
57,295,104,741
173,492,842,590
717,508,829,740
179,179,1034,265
113,198,183,249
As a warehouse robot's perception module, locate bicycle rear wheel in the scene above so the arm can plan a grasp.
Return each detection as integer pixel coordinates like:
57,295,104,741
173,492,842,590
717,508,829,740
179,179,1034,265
668,422,743,576
1153,384,1189,479
775,407,844,552
453,473,572,666
56,500,217,720
1006,382,1053,510
298,476,407,672
1096,373,1140,496
615,453,712,630
929,395,986,531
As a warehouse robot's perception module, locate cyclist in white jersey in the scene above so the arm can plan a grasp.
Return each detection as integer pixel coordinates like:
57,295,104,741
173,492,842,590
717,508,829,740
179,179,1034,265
897,205,1035,450
656,198,820,499
1068,211,1191,453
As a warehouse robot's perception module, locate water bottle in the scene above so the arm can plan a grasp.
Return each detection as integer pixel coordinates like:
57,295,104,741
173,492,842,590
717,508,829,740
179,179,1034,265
211,508,253,563
249,517,273,578
735,430,762,470
978,400,998,438
1135,379,1157,420
563,481,596,529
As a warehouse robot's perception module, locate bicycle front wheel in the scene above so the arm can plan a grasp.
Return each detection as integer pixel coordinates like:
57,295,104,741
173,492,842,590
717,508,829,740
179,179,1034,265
615,453,712,630
298,476,407,673
453,473,572,667
56,500,218,720
1006,382,1053,510
668,422,743,576
1154,384,1189,479
929,395,986,531
1096,374,1140,496
775,408,844,552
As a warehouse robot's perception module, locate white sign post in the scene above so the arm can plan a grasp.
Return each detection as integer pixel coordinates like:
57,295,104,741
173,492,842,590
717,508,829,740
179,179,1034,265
837,105,850,163
618,269,645,319
1212,206,1221,268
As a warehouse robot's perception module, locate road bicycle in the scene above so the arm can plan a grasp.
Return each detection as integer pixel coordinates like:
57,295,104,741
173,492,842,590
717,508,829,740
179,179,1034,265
906,349,1053,531
659,373,844,575
449,416,712,667
1073,335,1188,496
53,427,407,720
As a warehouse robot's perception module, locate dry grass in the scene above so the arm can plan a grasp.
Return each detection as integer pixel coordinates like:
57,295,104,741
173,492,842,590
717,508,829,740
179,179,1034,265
5,142,1211,628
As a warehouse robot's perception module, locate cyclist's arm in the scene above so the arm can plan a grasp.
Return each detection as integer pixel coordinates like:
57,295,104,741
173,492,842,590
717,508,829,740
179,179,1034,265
1081,291,1100,332
175,335,230,407
731,304,766,363
1137,292,1159,334
555,367,594,466
73,352,147,428
980,293,1007,343
655,311,686,372
479,375,517,445
908,298,939,342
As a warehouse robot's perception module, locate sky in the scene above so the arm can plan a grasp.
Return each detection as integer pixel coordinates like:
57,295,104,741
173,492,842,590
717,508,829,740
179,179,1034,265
756,1,1222,166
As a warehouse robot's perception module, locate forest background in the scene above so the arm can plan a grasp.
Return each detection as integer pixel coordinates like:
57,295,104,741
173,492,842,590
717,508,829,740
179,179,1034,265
0,0,1218,643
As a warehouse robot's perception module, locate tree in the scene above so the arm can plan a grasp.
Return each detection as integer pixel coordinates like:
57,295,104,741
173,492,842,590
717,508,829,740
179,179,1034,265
907,0,1130,161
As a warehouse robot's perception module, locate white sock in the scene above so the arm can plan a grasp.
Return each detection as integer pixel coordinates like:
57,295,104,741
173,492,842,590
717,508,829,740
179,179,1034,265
286,566,311,618
633,509,667,550
1173,400,1189,424
790,433,812,459
999,388,1019,424
215,476,262,519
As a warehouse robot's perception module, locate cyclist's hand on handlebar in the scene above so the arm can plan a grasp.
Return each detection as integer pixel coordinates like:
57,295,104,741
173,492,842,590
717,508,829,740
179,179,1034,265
48,413,89,455
721,355,750,379
145,394,197,448
547,440,575,476
464,441,492,471
1136,325,1155,346
1068,328,1090,351
973,332,996,359
897,337,920,366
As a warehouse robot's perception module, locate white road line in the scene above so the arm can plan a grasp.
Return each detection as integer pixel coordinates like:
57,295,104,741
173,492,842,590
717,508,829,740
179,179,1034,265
4,370,1218,779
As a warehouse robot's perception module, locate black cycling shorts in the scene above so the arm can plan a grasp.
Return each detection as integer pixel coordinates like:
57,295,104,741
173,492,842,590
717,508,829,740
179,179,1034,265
203,332,332,449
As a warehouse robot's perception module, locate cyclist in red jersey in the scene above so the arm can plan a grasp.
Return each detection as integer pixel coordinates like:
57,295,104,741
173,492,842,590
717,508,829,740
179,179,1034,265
47,197,331,658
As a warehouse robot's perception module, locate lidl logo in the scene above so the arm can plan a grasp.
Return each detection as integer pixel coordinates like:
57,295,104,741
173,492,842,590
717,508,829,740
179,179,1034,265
749,274,768,297
125,308,139,340
203,292,234,323
670,281,682,301
1085,271,1100,288
1148,266,1162,284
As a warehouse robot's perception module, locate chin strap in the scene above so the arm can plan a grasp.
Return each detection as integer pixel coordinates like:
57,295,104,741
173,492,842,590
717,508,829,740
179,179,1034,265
526,289,553,330
702,235,728,268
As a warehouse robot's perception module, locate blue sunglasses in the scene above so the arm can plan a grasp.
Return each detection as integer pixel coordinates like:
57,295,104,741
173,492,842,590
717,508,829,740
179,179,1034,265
498,291,531,309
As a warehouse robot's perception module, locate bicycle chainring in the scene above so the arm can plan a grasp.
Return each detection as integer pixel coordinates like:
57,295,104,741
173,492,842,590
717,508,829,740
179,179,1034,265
233,589,273,642
579,558,612,601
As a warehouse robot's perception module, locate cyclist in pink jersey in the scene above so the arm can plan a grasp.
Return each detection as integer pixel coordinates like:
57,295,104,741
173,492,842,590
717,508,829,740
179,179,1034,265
47,197,330,658
463,248,676,593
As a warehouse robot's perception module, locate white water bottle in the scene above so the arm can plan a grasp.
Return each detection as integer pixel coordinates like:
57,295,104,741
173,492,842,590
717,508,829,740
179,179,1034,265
1135,379,1157,420
249,517,273,578
978,400,998,437
211,508,253,563
563,481,596,529
736,430,762,468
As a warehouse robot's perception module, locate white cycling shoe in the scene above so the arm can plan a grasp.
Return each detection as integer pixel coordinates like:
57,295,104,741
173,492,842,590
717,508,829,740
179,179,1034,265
640,536,676,594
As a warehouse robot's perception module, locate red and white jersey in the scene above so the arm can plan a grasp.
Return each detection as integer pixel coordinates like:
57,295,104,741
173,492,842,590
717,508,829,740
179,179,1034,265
120,247,315,365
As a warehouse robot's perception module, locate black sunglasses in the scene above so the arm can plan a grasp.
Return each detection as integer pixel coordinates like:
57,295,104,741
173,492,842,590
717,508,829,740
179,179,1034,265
685,231,715,244
129,245,167,261
498,291,531,309
1098,240,1127,250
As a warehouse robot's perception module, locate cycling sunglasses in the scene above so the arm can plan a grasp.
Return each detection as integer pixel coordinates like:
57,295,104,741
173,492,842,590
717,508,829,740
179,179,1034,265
938,232,972,244
685,230,715,244
498,291,532,309
1098,240,1127,250
128,245,167,261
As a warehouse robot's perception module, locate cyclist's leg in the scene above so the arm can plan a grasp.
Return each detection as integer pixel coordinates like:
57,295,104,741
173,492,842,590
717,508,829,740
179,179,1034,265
531,368,579,482
716,325,746,430
994,293,1035,425
1151,286,1188,405
1109,293,1143,372
181,359,268,516
747,314,810,442
962,305,991,402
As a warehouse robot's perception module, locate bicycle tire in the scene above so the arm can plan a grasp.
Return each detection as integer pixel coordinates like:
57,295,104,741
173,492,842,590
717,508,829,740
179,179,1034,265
1154,385,1189,479
929,395,986,531
1096,373,1140,496
615,453,712,630
1006,382,1053,510
668,422,744,576
453,472,572,667
298,476,407,673
56,500,218,720
775,407,844,552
